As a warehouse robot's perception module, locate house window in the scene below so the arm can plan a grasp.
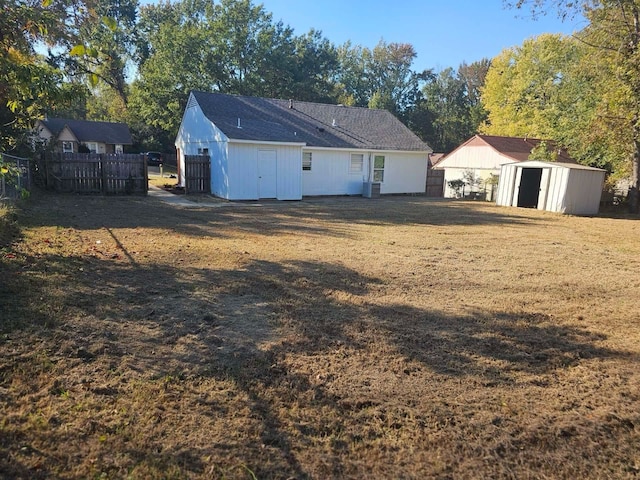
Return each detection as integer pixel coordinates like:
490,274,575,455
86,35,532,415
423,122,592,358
62,141,73,153
302,152,312,171
373,155,385,182
115,144,123,154
350,153,364,173
87,142,98,153
198,147,209,155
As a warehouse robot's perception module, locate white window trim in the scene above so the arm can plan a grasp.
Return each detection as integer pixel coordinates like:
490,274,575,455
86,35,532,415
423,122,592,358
373,155,385,183
62,141,74,153
302,151,312,172
350,153,364,174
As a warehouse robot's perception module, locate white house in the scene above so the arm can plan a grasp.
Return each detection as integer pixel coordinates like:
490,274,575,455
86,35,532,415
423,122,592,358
435,135,575,200
496,160,606,215
175,91,432,200
35,118,133,154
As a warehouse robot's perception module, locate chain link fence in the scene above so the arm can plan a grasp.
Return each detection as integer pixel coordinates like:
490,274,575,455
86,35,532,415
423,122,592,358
0,153,31,201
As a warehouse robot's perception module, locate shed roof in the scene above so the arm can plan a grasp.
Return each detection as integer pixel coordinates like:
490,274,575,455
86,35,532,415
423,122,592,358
191,91,432,152
503,160,605,171
39,118,133,145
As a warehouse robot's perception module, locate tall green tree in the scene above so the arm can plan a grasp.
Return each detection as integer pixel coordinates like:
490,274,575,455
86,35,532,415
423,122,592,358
406,60,489,152
130,0,340,149
335,40,422,114
458,58,491,128
0,0,82,153
67,0,139,105
480,34,619,171
508,0,640,212
481,34,581,138
129,0,215,140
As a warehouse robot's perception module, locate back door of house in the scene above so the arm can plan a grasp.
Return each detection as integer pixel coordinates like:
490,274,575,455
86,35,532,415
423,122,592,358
258,149,277,199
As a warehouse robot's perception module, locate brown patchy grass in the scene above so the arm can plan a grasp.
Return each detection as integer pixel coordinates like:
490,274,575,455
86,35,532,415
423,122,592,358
0,191,639,479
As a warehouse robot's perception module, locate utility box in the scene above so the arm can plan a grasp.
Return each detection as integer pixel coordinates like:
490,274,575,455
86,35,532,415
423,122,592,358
363,181,381,198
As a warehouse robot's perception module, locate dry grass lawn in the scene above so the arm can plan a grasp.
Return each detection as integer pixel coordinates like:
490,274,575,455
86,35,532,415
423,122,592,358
1,191,639,479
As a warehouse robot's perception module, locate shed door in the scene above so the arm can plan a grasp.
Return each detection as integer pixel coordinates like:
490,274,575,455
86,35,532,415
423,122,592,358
258,149,277,199
517,168,543,208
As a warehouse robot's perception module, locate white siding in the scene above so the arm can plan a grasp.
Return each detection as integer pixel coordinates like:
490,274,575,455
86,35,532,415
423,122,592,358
544,168,569,212
175,93,427,200
436,145,508,170
438,144,517,199
228,142,302,200
228,143,259,199
302,149,427,196
495,164,517,206
381,152,428,194
497,161,605,215
442,167,498,198
302,150,367,196
175,98,228,190
564,169,605,215
275,146,303,200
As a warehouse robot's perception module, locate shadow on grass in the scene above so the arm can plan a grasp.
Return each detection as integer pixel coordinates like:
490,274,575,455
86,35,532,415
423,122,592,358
0,249,632,478
18,189,542,242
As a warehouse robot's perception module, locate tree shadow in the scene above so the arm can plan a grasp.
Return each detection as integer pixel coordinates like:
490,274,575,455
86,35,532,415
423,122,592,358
0,250,632,478
19,189,541,244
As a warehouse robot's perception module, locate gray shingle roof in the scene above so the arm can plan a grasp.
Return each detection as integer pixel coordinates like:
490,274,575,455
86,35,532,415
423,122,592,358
40,118,133,145
191,91,432,152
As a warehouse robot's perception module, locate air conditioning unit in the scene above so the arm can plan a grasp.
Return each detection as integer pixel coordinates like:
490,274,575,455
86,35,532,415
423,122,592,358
363,181,381,198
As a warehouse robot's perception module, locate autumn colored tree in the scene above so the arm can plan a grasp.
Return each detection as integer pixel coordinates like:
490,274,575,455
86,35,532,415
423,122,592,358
508,0,640,212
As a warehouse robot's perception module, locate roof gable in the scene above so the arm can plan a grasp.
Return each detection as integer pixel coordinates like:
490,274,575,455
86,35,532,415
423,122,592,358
190,91,432,152
477,135,575,163
440,134,576,165
40,118,133,145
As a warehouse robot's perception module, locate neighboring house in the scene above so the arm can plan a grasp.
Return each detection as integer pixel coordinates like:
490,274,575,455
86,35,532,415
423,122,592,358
496,160,605,215
35,117,133,154
435,134,574,199
175,91,432,200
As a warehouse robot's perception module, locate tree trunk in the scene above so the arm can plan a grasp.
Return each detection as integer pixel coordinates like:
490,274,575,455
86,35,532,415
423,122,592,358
630,5,640,213
630,122,640,213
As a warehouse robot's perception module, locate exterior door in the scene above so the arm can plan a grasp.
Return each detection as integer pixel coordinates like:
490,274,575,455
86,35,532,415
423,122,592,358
517,168,543,208
258,149,277,199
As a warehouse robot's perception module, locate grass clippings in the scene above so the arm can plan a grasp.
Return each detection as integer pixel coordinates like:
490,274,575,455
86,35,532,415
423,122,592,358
1,191,639,479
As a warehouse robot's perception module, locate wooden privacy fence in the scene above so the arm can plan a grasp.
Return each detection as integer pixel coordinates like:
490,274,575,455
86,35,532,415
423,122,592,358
426,169,444,197
42,153,148,195
184,155,210,194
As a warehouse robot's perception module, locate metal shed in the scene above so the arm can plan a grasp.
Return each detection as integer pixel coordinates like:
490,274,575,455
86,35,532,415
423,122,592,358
496,161,606,215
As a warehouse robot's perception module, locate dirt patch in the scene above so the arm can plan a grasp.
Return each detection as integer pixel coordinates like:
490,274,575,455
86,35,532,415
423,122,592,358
1,191,639,479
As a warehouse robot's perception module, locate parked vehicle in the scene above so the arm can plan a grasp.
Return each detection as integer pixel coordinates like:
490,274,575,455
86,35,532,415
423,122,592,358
144,152,163,165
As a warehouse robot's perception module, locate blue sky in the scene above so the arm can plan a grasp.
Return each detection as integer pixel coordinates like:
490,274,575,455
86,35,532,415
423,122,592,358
259,0,586,71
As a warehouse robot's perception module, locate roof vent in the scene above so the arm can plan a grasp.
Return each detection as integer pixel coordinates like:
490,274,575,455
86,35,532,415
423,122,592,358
289,99,294,109
332,119,337,127
237,118,242,129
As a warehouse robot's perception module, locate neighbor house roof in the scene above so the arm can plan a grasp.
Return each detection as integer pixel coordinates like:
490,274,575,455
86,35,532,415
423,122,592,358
190,91,432,152
452,134,575,163
428,153,445,168
39,118,133,145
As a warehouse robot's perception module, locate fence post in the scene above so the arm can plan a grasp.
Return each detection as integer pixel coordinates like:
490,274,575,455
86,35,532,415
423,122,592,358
44,152,51,189
144,154,149,194
100,154,107,194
